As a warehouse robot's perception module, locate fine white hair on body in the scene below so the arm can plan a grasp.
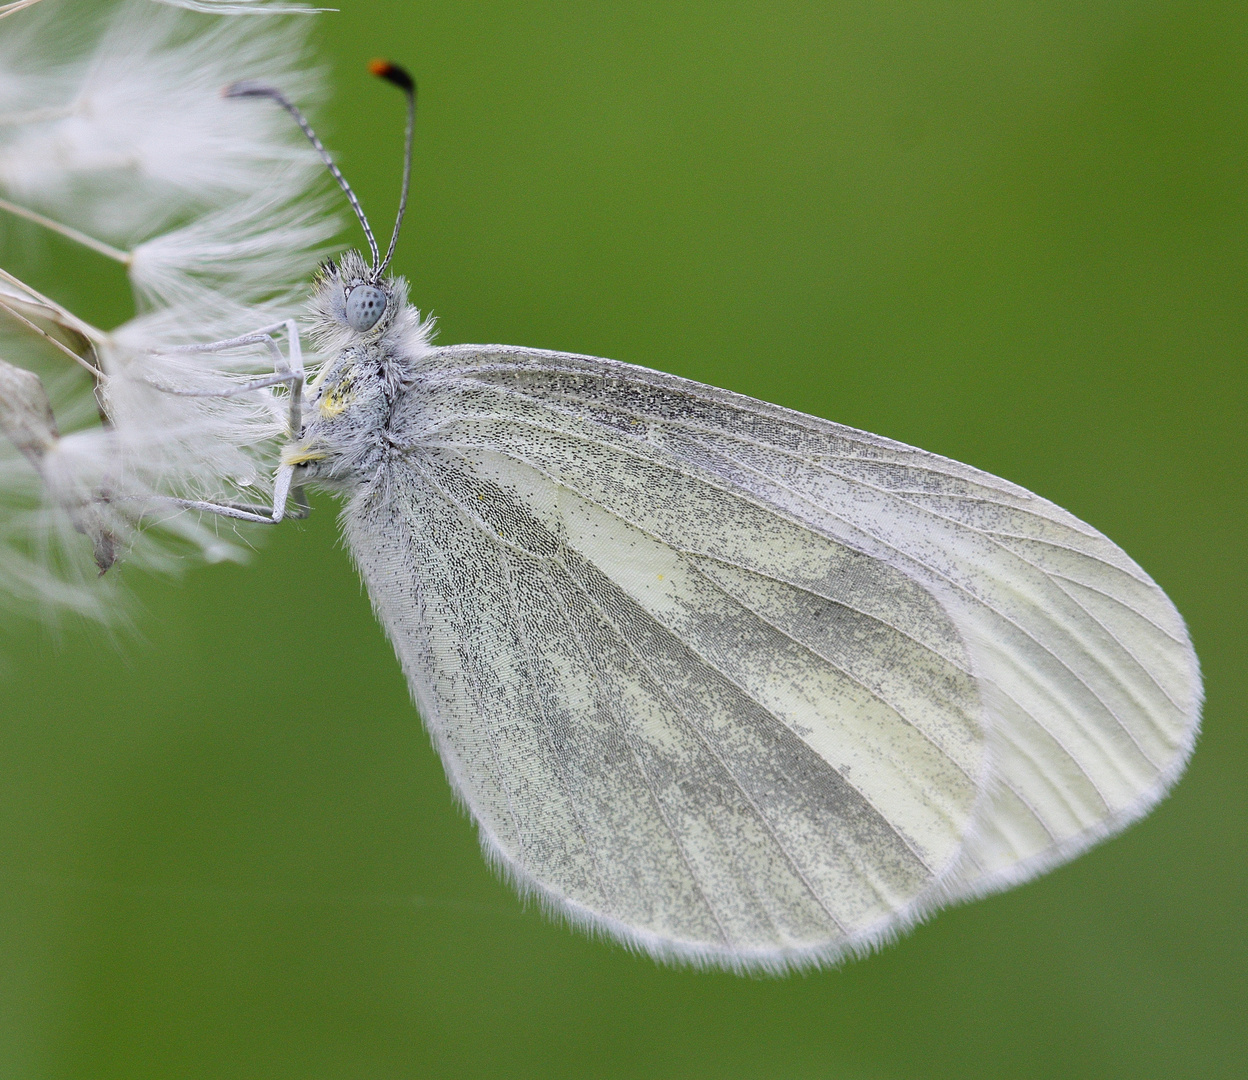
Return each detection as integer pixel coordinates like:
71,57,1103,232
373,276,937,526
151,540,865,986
305,249,436,363
0,0,338,623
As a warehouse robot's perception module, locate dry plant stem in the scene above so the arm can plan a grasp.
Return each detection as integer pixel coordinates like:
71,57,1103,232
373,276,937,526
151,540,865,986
0,197,133,265
0,267,106,346
0,297,106,379
0,0,46,22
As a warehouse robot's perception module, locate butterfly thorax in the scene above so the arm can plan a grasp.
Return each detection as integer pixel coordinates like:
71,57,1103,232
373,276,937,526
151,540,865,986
281,250,436,489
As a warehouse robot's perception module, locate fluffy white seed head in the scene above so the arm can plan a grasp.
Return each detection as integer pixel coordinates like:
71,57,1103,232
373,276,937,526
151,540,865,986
0,0,346,625
0,0,325,240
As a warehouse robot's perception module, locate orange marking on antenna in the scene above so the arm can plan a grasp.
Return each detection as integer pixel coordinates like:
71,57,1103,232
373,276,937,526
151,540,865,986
367,59,415,93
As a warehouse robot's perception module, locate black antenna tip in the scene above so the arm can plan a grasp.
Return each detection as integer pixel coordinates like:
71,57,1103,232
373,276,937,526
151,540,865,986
368,59,414,93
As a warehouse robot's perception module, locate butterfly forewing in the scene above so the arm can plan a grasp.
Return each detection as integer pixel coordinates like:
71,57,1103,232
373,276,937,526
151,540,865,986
339,349,1001,968
401,346,1199,911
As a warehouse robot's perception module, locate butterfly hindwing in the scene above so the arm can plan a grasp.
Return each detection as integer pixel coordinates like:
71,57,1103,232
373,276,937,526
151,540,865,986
342,356,990,966
411,345,1201,905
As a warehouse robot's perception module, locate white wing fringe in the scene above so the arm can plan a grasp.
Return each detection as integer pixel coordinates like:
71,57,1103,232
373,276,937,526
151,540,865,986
0,0,336,623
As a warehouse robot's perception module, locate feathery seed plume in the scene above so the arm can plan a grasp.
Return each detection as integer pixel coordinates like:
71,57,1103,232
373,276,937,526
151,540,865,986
0,0,338,625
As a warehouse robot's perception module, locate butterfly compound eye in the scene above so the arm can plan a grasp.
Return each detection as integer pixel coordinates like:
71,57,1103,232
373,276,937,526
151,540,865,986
345,285,387,332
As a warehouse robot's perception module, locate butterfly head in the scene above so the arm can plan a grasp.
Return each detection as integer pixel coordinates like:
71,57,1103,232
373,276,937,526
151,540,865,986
310,250,400,340
233,61,417,344
295,248,433,485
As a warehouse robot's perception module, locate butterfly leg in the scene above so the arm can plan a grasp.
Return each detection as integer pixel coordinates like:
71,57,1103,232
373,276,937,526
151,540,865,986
160,319,305,436
152,319,308,524
161,464,304,525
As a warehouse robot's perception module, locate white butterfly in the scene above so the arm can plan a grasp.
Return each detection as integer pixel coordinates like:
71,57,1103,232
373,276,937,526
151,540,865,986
0,1,1201,972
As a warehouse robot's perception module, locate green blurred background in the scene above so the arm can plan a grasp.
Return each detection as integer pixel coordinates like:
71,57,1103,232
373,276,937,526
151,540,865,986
2,1,1245,1077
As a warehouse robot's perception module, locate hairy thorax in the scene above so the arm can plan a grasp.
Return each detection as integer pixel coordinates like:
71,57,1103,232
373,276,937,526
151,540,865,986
282,252,437,490
286,342,415,489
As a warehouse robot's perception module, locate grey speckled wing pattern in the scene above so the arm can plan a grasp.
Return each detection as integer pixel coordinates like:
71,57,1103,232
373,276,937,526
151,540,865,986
330,344,1200,971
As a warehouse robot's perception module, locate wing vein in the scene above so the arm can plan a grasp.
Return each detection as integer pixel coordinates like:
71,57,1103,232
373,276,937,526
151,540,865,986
539,571,740,946
420,440,971,670
555,559,857,932
675,433,1161,774
425,421,1153,787
1047,574,1186,716
410,452,736,944
1047,571,1189,648
489,529,619,915
413,445,906,928
680,557,979,790
563,555,937,877
443,373,1094,536
398,486,530,867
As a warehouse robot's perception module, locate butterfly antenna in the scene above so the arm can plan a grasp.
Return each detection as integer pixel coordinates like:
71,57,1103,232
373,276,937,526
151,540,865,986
225,80,380,271
368,60,416,280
